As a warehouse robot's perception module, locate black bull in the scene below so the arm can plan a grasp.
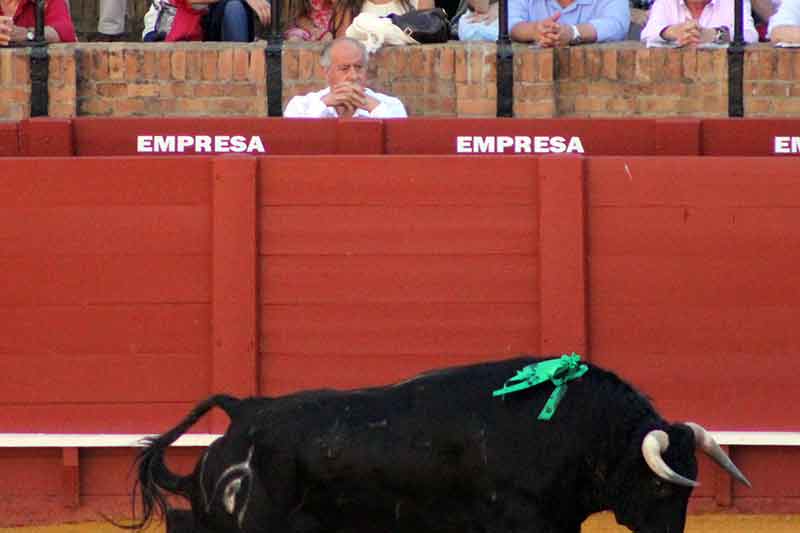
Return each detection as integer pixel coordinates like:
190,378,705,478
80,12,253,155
129,356,751,533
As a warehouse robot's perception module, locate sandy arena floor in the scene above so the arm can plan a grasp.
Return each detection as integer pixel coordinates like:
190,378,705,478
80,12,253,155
2,513,800,533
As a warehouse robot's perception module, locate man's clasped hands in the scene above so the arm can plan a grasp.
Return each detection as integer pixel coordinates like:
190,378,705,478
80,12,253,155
321,82,380,118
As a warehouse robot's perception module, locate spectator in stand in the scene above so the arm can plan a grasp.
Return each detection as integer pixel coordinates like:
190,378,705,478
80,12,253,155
143,0,177,41
640,0,758,44
167,0,270,41
753,0,780,21
284,0,338,41
284,37,407,118
451,0,499,41
769,0,800,41
337,0,435,35
95,0,127,41
508,0,630,46
0,0,76,44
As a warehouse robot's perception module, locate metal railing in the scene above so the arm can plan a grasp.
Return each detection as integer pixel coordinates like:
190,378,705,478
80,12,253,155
24,0,755,119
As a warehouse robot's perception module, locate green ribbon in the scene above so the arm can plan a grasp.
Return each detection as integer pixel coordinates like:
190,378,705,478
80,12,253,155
492,353,589,420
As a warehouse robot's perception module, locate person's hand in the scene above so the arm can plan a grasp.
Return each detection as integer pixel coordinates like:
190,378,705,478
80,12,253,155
534,12,563,48
664,19,701,46
245,0,271,25
323,82,367,116
0,16,13,46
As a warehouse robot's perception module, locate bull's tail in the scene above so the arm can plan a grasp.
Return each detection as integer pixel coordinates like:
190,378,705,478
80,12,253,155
122,394,241,530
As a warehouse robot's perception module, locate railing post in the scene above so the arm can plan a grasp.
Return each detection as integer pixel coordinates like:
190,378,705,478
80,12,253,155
496,0,514,117
728,0,745,117
266,1,284,117
29,0,49,117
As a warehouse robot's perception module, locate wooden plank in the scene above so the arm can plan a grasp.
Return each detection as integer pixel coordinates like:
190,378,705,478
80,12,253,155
0,121,19,156
0,256,209,305
260,352,530,395
589,344,800,429
61,447,80,508
0,158,211,206
538,157,587,356
0,305,209,356
0,354,209,404
260,206,538,255
19,119,73,157
261,255,538,304
336,120,384,154
0,403,212,433
211,158,258,419
260,303,540,356
587,157,800,207
72,117,339,155
589,256,800,306
654,119,701,155
0,206,209,254
702,118,800,156
730,447,800,498
80,447,203,495
258,156,538,206
0,448,61,494
383,118,657,155
590,206,800,257
590,304,800,357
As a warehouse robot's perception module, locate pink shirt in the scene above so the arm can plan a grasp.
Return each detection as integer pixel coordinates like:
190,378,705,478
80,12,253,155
641,0,759,43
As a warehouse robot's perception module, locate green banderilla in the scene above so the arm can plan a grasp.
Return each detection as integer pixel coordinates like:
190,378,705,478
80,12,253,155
492,353,589,420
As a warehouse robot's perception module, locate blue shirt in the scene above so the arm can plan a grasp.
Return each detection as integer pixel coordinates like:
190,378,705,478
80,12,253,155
508,0,630,42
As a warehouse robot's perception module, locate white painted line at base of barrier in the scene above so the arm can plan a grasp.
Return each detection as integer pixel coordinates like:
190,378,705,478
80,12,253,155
0,432,799,448
0,433,222,448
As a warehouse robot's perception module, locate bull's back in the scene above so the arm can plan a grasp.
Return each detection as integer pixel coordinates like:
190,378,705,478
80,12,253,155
257,357,588,488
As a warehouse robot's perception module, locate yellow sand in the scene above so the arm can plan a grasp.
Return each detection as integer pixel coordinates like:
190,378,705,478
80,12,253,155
3,513,800,533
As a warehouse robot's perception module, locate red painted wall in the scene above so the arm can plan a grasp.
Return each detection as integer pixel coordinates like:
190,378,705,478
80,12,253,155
1,124,799,524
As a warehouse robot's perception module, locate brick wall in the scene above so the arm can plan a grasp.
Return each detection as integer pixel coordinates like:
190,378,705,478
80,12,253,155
1,42,799,119
745,46,800,115
0,48,31,120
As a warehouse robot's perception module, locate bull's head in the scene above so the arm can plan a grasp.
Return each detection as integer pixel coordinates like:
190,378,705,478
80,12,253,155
612,422,750,533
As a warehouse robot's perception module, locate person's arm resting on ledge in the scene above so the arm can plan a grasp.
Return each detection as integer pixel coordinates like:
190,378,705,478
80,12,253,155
509,0,628,44
768,0,800,43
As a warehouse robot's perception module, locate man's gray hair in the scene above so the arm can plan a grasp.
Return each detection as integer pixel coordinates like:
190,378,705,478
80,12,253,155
319,37,370,69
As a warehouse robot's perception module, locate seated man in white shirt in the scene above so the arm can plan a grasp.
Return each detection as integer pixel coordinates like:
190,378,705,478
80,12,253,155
284,37,407,118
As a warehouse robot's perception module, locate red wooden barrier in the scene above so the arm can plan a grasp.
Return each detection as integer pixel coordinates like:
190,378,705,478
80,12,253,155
1,153,799,524
0,121,19,156
702,118,800,156
256,155,541,393
72,117,340,155
586,156,800,430
0,157,213,433
4,117,800,156
384,118,665,155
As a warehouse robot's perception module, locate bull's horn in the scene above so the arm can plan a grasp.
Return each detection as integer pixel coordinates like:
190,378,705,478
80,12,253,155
641,429,700,487
686,422,752,488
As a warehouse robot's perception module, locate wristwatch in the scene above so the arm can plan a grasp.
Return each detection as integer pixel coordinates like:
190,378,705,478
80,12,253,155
26,28,35,41
569,24,582,45
713,26,730,44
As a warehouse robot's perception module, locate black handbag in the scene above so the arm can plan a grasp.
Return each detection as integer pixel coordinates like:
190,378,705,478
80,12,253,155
389,8,450,44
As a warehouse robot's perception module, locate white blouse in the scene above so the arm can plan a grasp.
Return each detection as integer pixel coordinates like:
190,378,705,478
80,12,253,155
359,0,419,17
